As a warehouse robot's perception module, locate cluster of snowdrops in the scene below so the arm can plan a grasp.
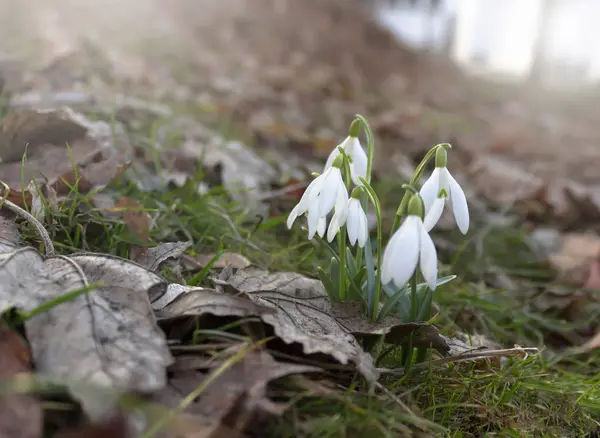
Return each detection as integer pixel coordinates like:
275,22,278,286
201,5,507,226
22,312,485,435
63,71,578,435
287,116,469,335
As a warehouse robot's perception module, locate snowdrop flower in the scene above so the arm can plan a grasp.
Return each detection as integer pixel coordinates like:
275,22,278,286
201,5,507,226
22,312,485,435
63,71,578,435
316,217,327,239
419,147,469,234
287,155,348,239
381,194,438,290
327,188,369,247
324,133,368,186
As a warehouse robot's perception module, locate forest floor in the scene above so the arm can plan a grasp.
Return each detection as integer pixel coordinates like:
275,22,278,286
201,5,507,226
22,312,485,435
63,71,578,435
1,0,600,436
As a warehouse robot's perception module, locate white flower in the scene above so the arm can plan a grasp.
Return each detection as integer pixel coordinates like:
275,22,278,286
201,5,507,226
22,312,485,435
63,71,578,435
419,167,469,234
287,167,348,239
324,136,368,186
326,197,368,246
316,217,326,238
381,215,438,290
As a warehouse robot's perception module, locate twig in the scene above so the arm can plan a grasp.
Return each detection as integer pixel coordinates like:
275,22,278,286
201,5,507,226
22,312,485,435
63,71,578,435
0,182,55,256
378,347,540,377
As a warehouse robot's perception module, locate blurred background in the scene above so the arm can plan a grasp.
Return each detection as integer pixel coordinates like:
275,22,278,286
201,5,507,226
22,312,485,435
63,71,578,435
3,1,600,435
3,0,600,242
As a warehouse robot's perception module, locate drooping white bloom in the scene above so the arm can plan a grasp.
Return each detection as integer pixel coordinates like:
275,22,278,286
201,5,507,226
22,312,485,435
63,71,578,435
287,167,348,239
324,136,368,186
346,198,369,247
326,197,369,247
381,215,438,290
420,166,469,234
316,217,327,239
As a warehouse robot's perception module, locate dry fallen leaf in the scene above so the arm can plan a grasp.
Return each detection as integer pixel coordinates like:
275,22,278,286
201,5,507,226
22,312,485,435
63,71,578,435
0,324,43,438
135,241,192,272
156,277,378,382
158,117,277,214
26,180,58,222
546,232,600,286
330,301,449,351
0,108,131,205
0,108,87,163
0,215,20,253
181,252,251,271
153,348,317,437
222,267,451,350
54,415,128,438
0,248,172,420
115,197,152,260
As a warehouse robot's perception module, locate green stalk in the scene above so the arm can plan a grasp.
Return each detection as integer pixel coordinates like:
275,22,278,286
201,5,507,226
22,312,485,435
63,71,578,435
402,274,420,368
392,143,451,232
355,114,375,184
409,274,418,321
358,177,383,321
337,150,353,302
338,228,347,301
354,114,375,270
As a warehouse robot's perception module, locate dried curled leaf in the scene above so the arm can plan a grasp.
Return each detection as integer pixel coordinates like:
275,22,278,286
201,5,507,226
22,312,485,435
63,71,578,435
0,248,172,420
0,215,20,254
0,325,42,438
0,108,131,205
181,251,251,271
153,348,317,435
135,241,192,272
157,270,377,382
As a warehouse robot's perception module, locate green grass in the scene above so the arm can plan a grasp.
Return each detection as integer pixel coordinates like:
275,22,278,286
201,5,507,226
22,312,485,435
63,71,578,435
13,105,600,438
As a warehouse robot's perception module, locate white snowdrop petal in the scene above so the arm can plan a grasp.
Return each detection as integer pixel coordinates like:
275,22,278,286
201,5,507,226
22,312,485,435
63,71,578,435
318,169,340,217
346,200,359,246
381,224,404,285
349,137,368,185
417,220,438,290
307,203,320,240
324,147,339,172
448,172,470,234
287,204,302,229
423,197,445,232
391,218,420,289
317,217,327,238
334,182,349,224
381,238,396,285
382,216,420,288
287,174,322,229
326,212,341,242
419,168,441,212
438,167,451,193
357,207,369,248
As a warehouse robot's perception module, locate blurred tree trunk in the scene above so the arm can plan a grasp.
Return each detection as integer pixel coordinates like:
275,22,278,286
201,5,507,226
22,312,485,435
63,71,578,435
529,0,558,83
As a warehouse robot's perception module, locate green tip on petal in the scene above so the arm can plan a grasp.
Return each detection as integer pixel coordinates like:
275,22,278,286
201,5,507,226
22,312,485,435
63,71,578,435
407,193,425,219
435,146,448,168
348,119,361,138
350,186,362,199
331,153,344,169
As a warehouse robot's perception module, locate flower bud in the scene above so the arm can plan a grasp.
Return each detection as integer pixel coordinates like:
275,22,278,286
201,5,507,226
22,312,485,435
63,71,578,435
407,193,425,219
350,186,362,200
331,153,344,169
348,119,361,138
435,146,447,168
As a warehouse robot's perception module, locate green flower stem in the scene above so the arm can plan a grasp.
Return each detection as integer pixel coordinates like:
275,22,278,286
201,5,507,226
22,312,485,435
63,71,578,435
354,114,375,270
409,273,418,321
392,143,451,232
391,184,419,232
402,273,420,368
336,151,353,301
338,227,347,300
358,177,383,321
355,114,375,184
